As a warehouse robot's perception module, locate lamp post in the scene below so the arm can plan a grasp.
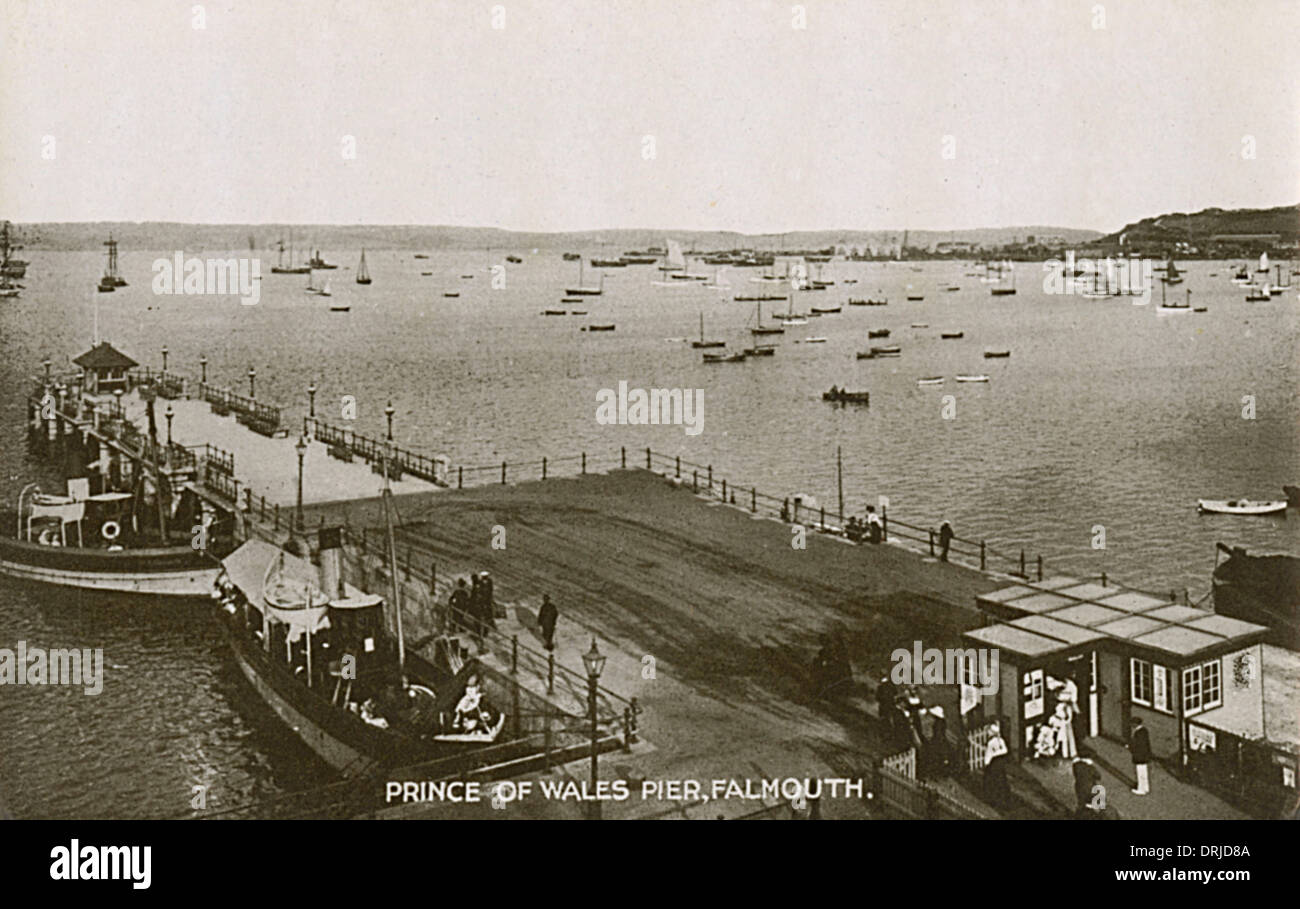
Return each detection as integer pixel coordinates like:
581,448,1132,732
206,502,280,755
385,401,395,441
295,433,308,531
164,403,174,446
199,355,208,384
307,381,317,418
248,367,257,399
161,346,169,374
581,638,607,820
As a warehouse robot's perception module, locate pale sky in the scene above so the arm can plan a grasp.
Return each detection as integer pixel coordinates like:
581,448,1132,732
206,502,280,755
2,0,1297,233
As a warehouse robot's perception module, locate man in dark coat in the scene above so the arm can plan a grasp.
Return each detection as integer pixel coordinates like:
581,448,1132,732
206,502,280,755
1072,758,1102,818
449,578,470,634
1130,717,1151,795
481,571,498,620
538,594,558,651
938,520,954,562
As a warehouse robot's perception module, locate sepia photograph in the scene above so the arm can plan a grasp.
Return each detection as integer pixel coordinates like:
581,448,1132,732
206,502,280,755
0,0,1296,890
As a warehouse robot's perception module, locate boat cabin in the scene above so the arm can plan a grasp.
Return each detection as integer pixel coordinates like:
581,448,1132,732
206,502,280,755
963,577,1270,771
73,342,138,397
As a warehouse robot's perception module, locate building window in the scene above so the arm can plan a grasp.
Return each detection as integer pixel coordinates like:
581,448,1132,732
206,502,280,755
1153,665,1168,712
1131,658,1153,706
1024,669,1044,719
1184,659,1224,716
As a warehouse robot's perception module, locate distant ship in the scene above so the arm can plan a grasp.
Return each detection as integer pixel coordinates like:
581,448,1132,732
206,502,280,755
0,221,28,279
98,235,127,292
271,235,311,274
307,249,337,269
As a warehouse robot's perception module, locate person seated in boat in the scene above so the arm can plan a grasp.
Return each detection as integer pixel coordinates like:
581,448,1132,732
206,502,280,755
453,674,486,732
828,385,839,397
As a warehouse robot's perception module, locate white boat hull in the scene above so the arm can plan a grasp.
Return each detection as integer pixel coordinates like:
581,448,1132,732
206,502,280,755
0,559,220,597
1197,500,1287,516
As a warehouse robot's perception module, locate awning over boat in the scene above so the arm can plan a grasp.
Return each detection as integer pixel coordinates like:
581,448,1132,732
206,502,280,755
220,540,381,636
29,500,85,525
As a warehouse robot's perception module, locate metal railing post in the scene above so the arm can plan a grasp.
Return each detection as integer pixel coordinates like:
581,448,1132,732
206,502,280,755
979,540,986,571
675,455,681,478
620,446,626,469
1037,555,1043,581
501,461,507,485
542,457,547,480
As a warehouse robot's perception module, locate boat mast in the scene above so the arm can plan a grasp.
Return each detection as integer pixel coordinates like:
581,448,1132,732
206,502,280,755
381,444,407,687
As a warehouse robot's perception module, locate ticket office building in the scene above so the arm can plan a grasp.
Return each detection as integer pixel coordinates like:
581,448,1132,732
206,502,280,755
964,577,1269,764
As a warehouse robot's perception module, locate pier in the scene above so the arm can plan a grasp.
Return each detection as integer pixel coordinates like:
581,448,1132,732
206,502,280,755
23,354,1275,820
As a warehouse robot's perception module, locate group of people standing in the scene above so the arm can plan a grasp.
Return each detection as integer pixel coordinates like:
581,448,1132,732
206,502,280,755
448,571,497,643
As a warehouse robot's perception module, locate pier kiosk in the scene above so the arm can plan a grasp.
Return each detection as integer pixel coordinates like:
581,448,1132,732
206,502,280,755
73,342,137,397
965,578,1269,767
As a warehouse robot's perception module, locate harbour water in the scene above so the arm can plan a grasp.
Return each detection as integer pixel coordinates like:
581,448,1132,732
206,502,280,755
1,246,1297,817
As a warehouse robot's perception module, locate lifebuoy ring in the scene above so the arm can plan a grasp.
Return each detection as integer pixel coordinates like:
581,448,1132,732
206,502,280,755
101,520,121,542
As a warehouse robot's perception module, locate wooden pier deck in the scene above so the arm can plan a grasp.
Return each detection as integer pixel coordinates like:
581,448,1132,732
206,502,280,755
300,469,1010,818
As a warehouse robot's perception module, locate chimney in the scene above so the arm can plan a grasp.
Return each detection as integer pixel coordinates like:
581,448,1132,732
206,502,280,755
318,525,343,600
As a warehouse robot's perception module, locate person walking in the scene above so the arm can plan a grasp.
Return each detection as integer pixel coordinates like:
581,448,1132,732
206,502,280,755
1129,716,1152,795
538,594,558,651
938,520,954,562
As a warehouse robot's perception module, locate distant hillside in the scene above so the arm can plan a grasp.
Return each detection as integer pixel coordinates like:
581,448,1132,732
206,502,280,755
6,222,1100,254
1092,204,1299,254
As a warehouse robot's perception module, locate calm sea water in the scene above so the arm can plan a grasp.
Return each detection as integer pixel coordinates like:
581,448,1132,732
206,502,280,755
1,246,1297,817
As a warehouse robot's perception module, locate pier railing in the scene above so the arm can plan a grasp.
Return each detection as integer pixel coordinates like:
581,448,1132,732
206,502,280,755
339,524,636,724
436,445,1195,602
303,416,449,487
198,382,283,436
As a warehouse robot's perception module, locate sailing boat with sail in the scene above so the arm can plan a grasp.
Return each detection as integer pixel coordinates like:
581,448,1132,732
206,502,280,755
750,301,785,336
1257,252,1270,274
355,249,372,285
1162,258,1183,285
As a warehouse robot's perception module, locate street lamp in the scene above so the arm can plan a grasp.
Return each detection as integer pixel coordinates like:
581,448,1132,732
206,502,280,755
307,381,317,418
295,434,308,531
248,367,257,399
199,355,208,384
164,403,174,446
385,401,395,441
582,638,607,820
161,346,169,373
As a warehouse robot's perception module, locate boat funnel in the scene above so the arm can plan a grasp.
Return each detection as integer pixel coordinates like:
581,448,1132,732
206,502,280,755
318,525,343,600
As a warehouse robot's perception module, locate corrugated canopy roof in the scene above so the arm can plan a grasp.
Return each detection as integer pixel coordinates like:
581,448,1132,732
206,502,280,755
970,575,1268,661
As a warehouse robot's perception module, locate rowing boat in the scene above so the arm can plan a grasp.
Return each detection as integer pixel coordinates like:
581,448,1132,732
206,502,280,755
1197,499,1288,516
955,374,989,383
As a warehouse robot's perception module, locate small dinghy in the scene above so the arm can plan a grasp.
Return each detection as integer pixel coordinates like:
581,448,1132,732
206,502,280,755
703,351,747,363
823,387,870,404
870,345,901,355
1197,499,1288,516
983,350,1011,358
584,324,616,332
802,337,828,344
911,322,929,328
940,331,964,339
867,329,891,338
542,309,566,316
917,376,945,385
955,374,989,383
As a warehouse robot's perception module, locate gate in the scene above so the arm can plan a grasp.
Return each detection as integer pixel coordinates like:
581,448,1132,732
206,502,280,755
967,722,997,774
